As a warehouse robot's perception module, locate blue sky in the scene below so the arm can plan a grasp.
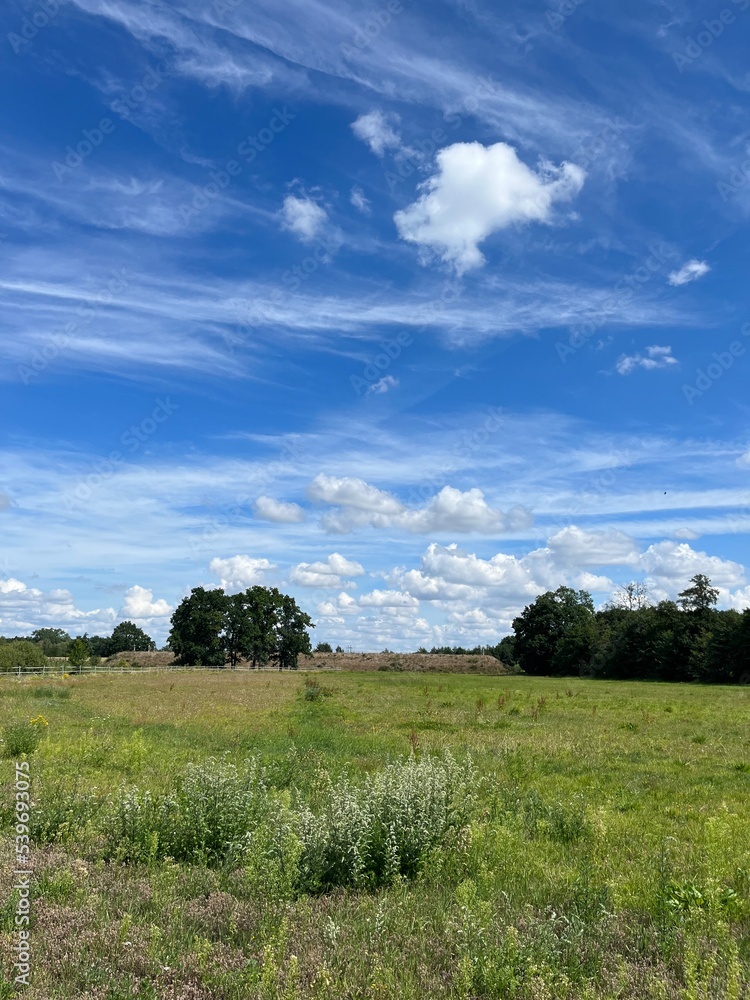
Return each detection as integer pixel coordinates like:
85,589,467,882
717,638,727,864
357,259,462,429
1,0,750,649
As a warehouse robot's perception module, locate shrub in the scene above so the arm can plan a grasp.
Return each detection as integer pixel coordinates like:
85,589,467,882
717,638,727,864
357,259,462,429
303,679,331,702
295,753,477,892
103,757,278,865
2,717,48,758
0,641,47,673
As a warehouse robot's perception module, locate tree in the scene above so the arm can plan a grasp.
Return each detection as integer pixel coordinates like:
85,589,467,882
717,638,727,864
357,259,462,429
273,592,314,670
612,581,651,611
512,587,596,676
0,641,47,673
168,585,314,669
109,621,156,654
30,628,71,657
68,638,90,671
315,642,333,653
169,587,227,666
677,574,719,613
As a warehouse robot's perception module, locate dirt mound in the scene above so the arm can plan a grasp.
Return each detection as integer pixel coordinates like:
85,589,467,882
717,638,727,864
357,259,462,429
307,652,509,675
103,650,176,668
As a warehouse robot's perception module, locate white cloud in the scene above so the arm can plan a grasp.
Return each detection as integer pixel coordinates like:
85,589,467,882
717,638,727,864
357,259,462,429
209,555,276,590
317,592,360,616
368,375,398,394
350,187,371,214
280,194,327,242
737,449,750,469
309,474,403,516
351,110,402,156
402,487,532,534
119,585,172,619
310,475,531,535
394,141,585,273
0,577,116,635
640,541,745,593
546,526,641,566
616,345,678,375
289,552,365,589
358,589,420,609
254,496,305,523
668,259,710,286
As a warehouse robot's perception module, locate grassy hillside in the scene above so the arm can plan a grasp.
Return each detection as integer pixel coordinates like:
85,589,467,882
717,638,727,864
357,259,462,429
0,670,748,998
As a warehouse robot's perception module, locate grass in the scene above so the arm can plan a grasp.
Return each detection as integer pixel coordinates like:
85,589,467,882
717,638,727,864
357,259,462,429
0,669,748,998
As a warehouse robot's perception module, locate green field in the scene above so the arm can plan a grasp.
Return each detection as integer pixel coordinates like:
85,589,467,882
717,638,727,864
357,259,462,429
1,670,748,999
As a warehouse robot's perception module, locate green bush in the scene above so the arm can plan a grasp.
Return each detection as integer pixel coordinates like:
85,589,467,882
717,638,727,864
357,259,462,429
0,641,47,673
2,718,47,758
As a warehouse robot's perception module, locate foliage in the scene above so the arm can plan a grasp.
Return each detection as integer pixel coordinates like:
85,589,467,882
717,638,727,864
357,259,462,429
30,627,72,657
513,575,749,683
513,586,596,676
109,621,156,654
315,642,333,653
2,716,48,757
0,640,48,673
67,637,91,670
295,753,476,892
169,585,313,669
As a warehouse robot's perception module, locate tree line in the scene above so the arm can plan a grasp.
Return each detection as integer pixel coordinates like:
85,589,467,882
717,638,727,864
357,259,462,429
505,574,750,684
0,622,156,672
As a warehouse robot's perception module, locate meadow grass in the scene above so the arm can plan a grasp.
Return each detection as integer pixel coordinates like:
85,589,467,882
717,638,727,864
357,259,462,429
0,670,748,998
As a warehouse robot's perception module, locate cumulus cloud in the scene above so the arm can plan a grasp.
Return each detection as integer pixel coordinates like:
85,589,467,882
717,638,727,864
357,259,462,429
309,475,531,535
254,496,305,523
119,585,172,619
358,589,419,609
394,141,585,273
317,592,360,616
209,555,275,590
616,345,678,375
351,110,402,156
640,541,745,593
546,526,641,566
309,474,403,516
289,552,365,589
668,259,710,287
0,577,116,634
281,194,327,242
